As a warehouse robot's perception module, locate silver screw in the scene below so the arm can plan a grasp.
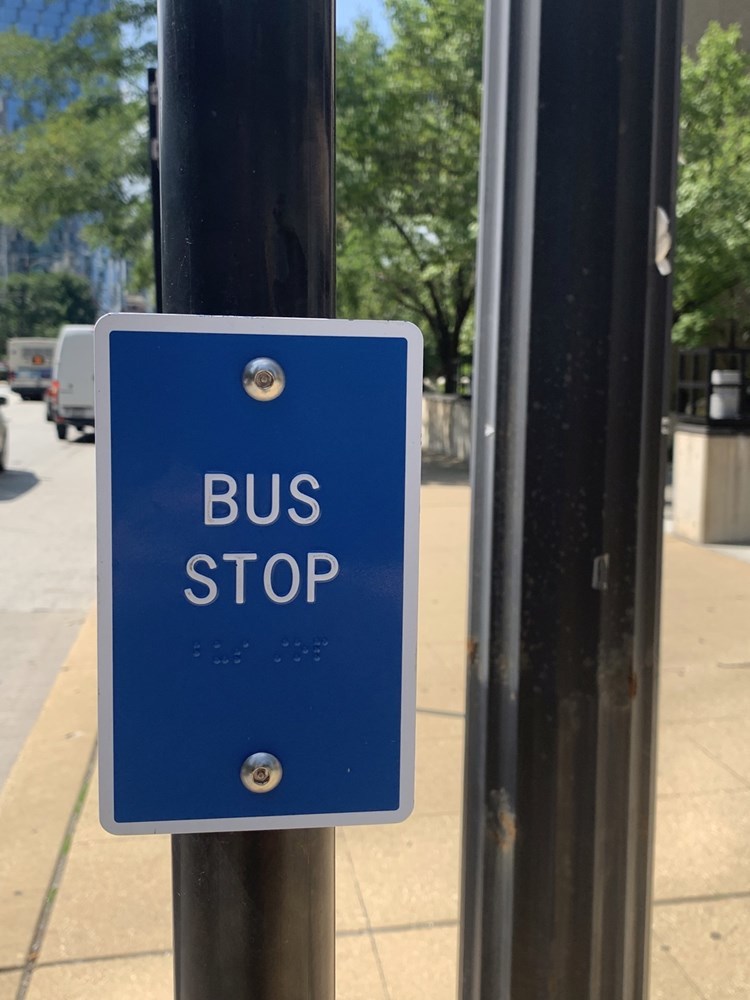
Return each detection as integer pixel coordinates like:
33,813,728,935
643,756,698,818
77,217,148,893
241,752,283,793
243,358,285,401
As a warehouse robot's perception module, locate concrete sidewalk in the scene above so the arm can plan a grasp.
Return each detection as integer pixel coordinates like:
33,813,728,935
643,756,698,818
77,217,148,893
1,457,749,999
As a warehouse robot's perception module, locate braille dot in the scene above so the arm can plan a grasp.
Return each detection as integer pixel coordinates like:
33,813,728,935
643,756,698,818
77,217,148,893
293,655,301,663
273,655,282,663
222,658,229,665
233,658,241,665
193,651,201,658
213,641,221,649
281,639,289,648
314,655,321,663
213,657,221,665
242,641,250,649
294,640,301,648
302,647,309,655
322,638,329,646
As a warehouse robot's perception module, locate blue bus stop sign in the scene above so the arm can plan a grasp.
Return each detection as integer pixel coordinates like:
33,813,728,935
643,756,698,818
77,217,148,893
95,314,422,834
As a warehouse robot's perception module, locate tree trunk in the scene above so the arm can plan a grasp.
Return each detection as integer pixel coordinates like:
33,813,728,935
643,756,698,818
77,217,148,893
434,322,458,393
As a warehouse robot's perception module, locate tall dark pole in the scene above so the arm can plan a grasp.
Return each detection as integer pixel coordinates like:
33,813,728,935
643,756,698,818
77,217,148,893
158,3,335,999
626,0,683,995
460,0,682,997
147,67,162,313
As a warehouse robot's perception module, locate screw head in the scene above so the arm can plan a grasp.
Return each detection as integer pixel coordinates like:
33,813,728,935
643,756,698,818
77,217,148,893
241,752,283,793
243,358,285,401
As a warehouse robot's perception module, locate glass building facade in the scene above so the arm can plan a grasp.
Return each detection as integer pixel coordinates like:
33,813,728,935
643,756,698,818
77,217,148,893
0,0,110,37
0,0,126,313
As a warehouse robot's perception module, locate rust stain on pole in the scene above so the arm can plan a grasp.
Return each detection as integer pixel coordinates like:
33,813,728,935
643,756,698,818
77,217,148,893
488,789,517,853
467,636,479,669
628,672,638,699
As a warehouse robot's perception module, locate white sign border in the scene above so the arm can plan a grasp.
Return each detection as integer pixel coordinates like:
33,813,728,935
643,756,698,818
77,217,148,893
95,312,422,835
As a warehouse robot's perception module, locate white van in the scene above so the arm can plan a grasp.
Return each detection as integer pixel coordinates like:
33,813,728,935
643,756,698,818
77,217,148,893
50,325,95,440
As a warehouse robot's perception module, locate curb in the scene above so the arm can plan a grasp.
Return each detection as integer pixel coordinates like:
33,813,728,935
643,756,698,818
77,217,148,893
0,608,98,971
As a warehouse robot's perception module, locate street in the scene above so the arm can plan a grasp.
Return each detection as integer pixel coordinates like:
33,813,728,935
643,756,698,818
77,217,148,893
0,387,96,791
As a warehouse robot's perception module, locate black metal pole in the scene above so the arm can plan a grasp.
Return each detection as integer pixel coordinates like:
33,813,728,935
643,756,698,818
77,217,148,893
158,2,335,998
460,0,682,997
458,0,541,995
147,67,162,313
626,1,683,996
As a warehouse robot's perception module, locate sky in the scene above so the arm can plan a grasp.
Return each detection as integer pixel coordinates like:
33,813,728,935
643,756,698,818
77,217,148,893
336,0,390,38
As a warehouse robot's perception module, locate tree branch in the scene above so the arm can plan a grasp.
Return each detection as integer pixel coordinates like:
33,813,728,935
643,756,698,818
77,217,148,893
426,278,449,332
386,213,428,270
674,275,743,322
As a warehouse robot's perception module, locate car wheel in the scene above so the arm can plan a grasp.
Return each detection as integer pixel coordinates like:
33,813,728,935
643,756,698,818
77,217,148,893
56,423,67,441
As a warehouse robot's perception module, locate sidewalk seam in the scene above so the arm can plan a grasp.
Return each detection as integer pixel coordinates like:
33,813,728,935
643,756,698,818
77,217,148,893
338,917,459,938
688,737,750,790
16,742,97,1000
653,888,750,907
416,707,465,719
652,933,707,1000
341,835,393,1000
32,948,173,972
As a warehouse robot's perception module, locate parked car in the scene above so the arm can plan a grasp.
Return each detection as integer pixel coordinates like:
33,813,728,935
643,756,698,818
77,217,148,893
0,396,8,471
51,325,95,440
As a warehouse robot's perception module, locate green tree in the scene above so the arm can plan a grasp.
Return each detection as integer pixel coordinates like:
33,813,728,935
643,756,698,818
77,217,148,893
337,0,482,391
674,23,750,345
0,1,156,276
0,272,97,350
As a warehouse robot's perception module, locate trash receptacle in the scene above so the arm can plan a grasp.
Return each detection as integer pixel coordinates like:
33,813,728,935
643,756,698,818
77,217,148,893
709,369,741,420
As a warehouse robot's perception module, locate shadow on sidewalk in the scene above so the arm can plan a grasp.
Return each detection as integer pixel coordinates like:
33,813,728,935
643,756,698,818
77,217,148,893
421,455,469,486
0,469,39,501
